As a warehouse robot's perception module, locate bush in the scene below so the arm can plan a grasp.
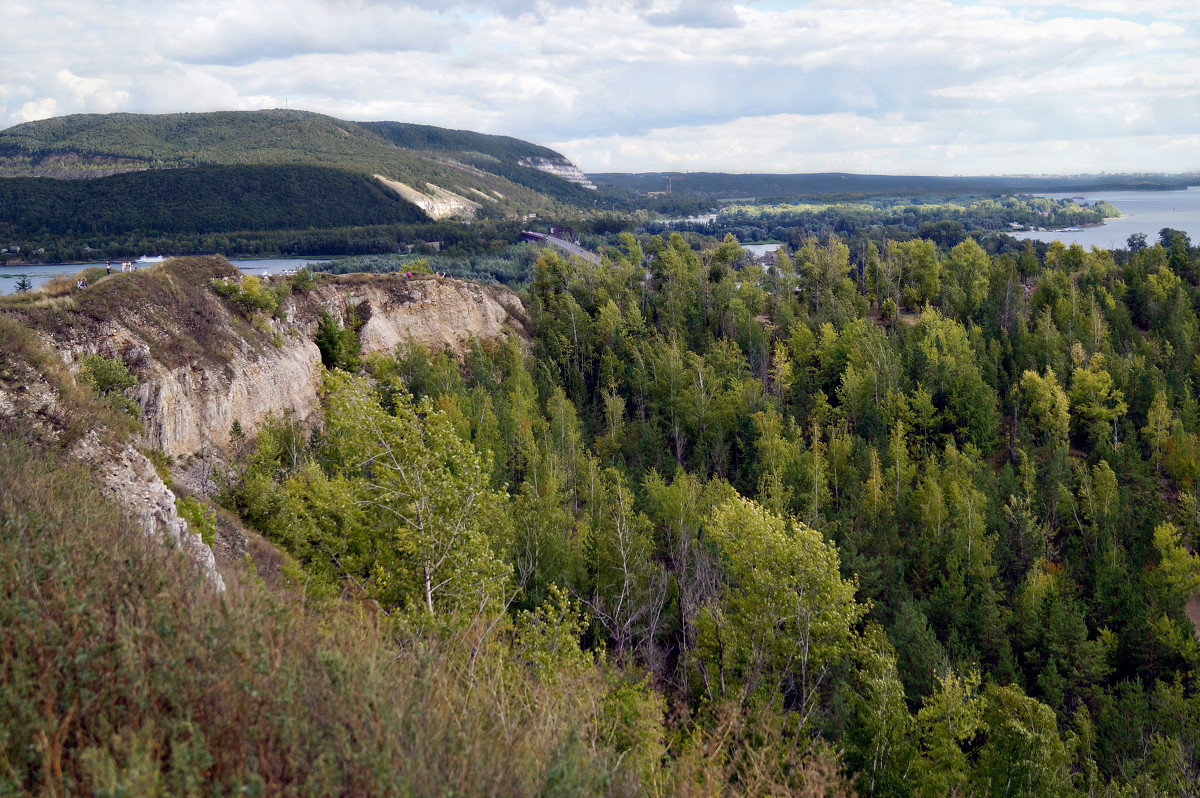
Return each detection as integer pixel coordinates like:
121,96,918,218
290,266,316,292
210,274,290,318
175,495,217,546
314,309,360,372
78,353,139,417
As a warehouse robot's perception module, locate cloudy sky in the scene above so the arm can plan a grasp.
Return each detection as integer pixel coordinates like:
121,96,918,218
2,0,1197,175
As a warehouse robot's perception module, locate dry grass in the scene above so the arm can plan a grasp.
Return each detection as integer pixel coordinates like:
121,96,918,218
1,256,274,371
0,313,140,447
0,436,670,797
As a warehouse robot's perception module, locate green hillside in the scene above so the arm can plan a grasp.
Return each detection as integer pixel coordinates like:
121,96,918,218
592,171,1194,200
0,110,622,262
0,109,589,210
0,164,429,237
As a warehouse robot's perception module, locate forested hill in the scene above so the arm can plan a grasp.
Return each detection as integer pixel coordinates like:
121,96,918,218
0,164,430,238
0,109,595,206
593,171,1196,200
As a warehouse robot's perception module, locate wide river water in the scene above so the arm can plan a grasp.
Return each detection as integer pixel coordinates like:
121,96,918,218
1012,187,1200,249
0,257,328,296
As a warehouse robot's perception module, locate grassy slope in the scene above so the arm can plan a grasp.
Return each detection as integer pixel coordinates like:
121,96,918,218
0,256,276,370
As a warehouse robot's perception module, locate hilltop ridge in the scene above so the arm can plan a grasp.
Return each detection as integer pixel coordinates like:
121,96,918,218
0,109,602,213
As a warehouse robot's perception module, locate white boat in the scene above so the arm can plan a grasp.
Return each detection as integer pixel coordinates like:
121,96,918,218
136,255,166,264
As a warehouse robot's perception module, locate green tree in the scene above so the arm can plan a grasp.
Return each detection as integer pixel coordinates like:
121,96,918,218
913,667,985,796
697,496,864,733
889,238,941,310
314,309,360,372
976,684,1071,798
1144,389,1173,472
1068,354,1126,448
321,370,511,619
1019,368,1070,448
941,238,992,320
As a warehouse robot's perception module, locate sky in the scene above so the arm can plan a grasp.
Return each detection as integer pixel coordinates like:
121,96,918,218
2,0,1198,176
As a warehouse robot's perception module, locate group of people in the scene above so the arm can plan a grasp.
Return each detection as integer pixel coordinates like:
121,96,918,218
105,261,137,274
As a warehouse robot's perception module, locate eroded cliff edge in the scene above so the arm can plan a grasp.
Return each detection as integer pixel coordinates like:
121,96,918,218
0,257,528,588
6,257,527,460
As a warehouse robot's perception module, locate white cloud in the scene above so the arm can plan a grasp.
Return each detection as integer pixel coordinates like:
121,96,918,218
57,71,129,113
0,0,1195,175
12,99,59,124
645,0,745,28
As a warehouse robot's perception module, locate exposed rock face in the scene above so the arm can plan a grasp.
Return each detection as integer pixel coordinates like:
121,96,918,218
72,431,225,592
348,277,523,356
373,174,480,219
52,272,526,460
137,335,323,457
518,156,597,190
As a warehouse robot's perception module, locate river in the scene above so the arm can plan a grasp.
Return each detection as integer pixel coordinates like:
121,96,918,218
0,257,329,296
1012,188,1200,249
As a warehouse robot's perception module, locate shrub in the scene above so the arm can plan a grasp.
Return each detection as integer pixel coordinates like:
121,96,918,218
210,274,289,317
290,266,316,292
175,495,217,546
78,354,139,417
314,309,360,372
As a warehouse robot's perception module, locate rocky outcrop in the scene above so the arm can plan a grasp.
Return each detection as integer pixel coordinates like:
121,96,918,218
136,334,323,458
346,276,523,356
373,174,481,219
136,276,525,458
72,431,225,591
44,271,526,460
518,156,597,190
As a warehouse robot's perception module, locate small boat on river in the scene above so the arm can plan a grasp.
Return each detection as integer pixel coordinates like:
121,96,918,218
136,255,166,264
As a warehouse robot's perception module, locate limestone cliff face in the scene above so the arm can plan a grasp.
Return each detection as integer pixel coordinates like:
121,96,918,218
138,275,524,457
2,259,528,590
348,276,524,355
373,175,481,219
78,271,527,459
136,334,323,458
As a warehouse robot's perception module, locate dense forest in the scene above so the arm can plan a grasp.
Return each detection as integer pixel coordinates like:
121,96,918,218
0,164,429,237
663,195,1122,247
4,218,1200,794
591,171,1195,200
203,226,1200,794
